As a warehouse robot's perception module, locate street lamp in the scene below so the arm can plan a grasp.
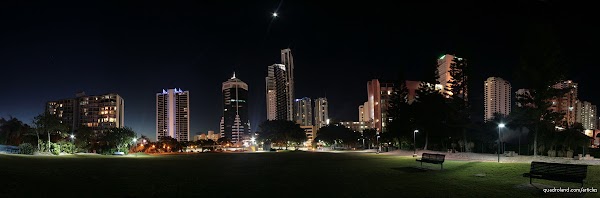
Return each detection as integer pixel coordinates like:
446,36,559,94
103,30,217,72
498,123,505,163
132,138,137,156
413,130,419,157
70,134,75,154
376,134,381,153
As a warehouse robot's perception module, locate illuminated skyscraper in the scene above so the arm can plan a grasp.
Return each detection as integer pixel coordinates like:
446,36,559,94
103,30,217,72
314,98,329,129
266,64,290,120
156,88,189,142
220,73,250,143
281,48,295,121
367,79,393,132
294,97,313,126
484,77,511,122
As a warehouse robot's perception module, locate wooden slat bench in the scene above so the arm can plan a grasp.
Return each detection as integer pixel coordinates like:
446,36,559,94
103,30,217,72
416,153,445,170
522,161,588,187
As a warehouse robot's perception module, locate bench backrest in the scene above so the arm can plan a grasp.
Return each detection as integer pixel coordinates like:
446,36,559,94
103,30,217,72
530,161,588,179
422,153,445,162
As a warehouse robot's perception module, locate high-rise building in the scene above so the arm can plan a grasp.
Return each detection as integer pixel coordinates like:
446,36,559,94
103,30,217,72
314,98,329,129
281,48,295,121
47,92,125,132
550,80,578,127
340,121,371,133
358,102,367,122
437,54,467,99
576,101,596,130
484,77,512,122
300,125,317,146
367,79,394,132
266,64,291,121
294,97,313,126
220,73,250,143
156,88,190,142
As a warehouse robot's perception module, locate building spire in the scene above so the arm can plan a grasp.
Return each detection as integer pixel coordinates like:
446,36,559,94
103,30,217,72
232,71,236,79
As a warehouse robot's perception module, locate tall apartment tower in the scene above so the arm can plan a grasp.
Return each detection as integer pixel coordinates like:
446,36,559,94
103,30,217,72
220,73,250,143
550,80,578,127
314,98,329,129
437,54,467,99
281,48,295,121
484,77,512,122
576,101,596,130
266,64,290,120
294,97,313,126
359,103,365,122
156,88,190,142
367,79,394,132
47,92,124,132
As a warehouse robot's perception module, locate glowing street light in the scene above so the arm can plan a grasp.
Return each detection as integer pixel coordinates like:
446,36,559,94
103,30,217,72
413,130,419,157
272,12,278,17
498,123,505,163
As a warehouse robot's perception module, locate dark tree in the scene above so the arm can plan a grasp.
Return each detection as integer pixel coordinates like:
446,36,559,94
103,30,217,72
447,57,473,152
33,112,70,151
257,120,306,149
102,127,137,153
386,70,414,146
512,22,567,156
0,117,32,146
315,124,361,149
362,128,377,149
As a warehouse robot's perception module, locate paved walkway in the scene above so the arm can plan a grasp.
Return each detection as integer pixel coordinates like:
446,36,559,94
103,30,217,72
381,149,600,165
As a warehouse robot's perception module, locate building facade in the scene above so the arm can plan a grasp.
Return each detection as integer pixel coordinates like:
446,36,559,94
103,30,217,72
266,64,291,121
484,77,512,122
576,101,596,130
366,79,394,132
437,54,467,99
340,121,371,133
220,73,250,143
550,80,578,127
156,88,190,142
358,101,368,122
281,48,295,121
300,125,317,146
314,97,329,129
294,97,313,126
47,92,124,132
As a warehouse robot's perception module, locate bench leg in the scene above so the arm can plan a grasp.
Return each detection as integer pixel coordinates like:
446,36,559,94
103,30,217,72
420,161,423,168
441,164,443,170
529,176,532,185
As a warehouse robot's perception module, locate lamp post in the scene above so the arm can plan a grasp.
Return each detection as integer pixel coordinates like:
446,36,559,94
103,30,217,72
376,134,380,154
132,137,137,157
498,123,505,163
70,134,75,154
413,130,419,157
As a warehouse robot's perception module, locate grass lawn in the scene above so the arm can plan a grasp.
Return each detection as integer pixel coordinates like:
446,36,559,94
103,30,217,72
1,152,598,197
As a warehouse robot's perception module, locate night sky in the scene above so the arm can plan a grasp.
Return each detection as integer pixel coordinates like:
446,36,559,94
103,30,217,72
0,1,596,140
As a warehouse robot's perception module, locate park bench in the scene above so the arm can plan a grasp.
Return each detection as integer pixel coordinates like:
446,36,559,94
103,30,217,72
522,161,588,187
416,153,446,170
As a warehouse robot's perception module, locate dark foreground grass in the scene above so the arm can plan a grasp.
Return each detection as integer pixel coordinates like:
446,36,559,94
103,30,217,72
1,152,599,197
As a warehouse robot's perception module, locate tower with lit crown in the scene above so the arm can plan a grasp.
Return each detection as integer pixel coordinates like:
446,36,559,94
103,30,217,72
156,88,189,141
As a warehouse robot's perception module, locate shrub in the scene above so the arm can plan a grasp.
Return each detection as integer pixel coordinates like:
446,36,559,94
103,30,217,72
18,143,35,155
51,143,61,155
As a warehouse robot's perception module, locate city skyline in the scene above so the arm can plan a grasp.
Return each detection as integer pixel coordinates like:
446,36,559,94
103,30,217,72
1,1,597,140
